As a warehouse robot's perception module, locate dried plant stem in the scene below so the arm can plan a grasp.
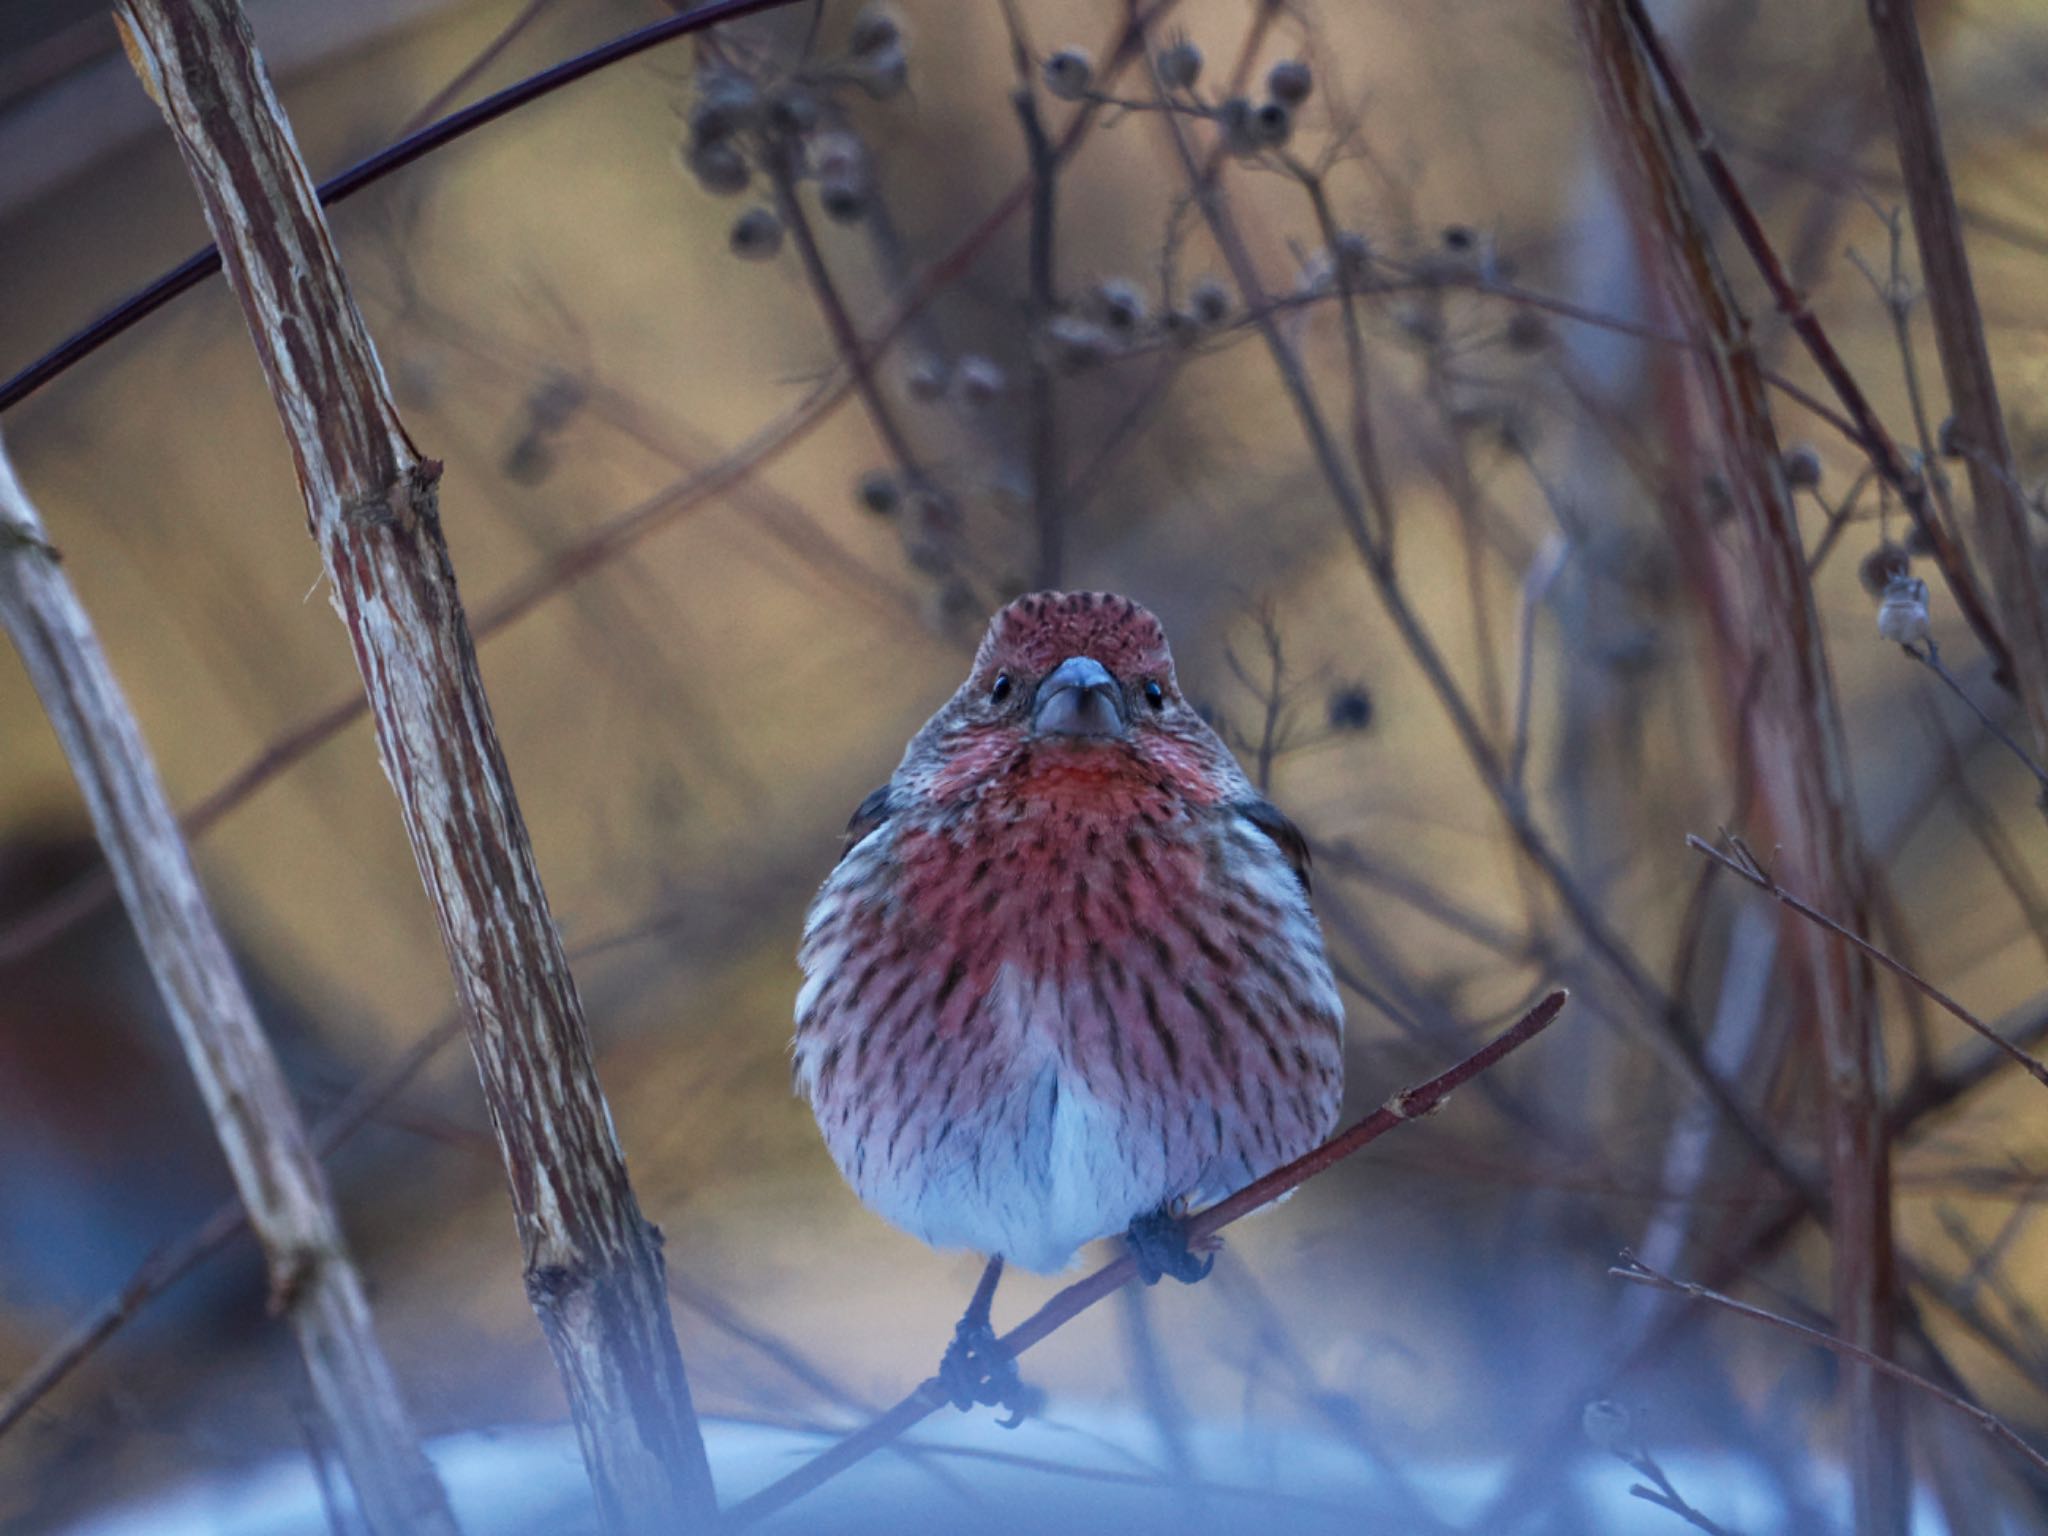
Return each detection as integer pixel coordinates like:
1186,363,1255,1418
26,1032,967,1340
116,2,714,1528
0,1010,463,1442
766,156,928,483
1014,82,1064,588
721,990,1569,1528
0,9,1167,973
1613,1252,2048,1483
0,0,808,414
0,442,454,1534
1617,0,2014,692
1614,1445,1742,1536
1574,6,1899,1528
1145,29,1810,1210
1903,639,2048,799
1691,835,2048,1090
1863,0,2048,759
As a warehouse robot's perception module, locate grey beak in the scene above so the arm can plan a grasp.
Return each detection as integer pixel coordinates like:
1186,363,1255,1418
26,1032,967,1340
1033,655,1126,738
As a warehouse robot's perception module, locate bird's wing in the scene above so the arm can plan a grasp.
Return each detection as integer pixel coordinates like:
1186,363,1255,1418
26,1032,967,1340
839,783,895,863
1233,797,1312,896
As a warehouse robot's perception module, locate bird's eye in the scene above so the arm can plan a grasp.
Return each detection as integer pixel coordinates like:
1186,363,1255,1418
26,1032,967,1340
1143,679,1166,710
991,673,1013,705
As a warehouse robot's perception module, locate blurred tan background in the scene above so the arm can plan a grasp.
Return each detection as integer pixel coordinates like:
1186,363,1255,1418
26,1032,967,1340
2,0,2046,1530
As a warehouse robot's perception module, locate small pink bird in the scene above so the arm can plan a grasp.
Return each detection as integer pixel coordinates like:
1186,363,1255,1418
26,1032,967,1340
795,591,1344,1417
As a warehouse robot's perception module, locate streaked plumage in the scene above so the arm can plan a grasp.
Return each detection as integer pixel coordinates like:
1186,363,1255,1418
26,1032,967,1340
795,592,1343,1273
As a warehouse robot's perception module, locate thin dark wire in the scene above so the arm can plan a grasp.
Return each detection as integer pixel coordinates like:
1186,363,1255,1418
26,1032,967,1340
0,0,803,414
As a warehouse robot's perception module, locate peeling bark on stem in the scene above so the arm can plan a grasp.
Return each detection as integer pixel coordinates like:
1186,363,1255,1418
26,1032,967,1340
114,1,715,1529
1571,6,1901,1531
0,440,456,1536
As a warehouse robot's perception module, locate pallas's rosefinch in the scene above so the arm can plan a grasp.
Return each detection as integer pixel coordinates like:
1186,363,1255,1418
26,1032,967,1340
794,592,1344,1417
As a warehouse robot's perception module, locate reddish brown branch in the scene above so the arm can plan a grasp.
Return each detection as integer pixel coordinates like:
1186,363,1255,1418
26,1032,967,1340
1861,0,2048,760
116,1,717,1528
1617,0,2014,692
1572,6,1899,1529
0,441,455,1534
721,990,1569,1528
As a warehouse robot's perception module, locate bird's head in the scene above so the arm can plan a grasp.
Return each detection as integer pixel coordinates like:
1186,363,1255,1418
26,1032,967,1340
902,591,1244,807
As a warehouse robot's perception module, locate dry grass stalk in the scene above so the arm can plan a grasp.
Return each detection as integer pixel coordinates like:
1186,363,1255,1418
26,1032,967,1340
115,0,717,1527
1570,3,1901,1528
0,439,456,1535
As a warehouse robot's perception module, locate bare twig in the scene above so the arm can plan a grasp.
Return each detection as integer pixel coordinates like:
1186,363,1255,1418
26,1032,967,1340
1587,1411,1742,1536
117,2,716,1527
721,991,1571,1527
0,0,809,414
764,157,928,486
1573,8,1899,1528
1902,640,2048,799
1689,834,2048,1091
0,1010,463,1443
0,4,1171,973
0,438,455,1534
1617,0,2015,692
993,0,1066,588
1145,20,1812,1213
395,0,559,137
1863,0,2048,759
1612,1252,2048,1483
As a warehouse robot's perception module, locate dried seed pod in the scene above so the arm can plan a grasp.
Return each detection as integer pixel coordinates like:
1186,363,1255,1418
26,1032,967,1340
1326,686,1374,732
1859,541,1911,597
1252,99,1293,148
1782,443,1824,490
1219,97,1262,157
1043,48,1094,101
955,355,1006,404
819,175,870,223
849,4,901,57
1043,312,1114,372
685,139,750,196
1092,278,1147,335
1267,58,1313,105
729,205,785,260
1190,278,1232,326
1157,37,1203,89
857,469,901,514
905,355,949,402
766,85,820,138
856,43,909,99
692,70,761,144
1877,573,1931,646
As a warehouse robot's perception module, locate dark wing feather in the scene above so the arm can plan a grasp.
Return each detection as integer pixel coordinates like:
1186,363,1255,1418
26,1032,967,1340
1234,797,1312,896
839,784,895,863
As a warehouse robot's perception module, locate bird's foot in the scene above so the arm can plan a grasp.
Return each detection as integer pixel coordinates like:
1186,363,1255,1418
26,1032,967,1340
937,1316,1041,1428
1126,1203,1215,1286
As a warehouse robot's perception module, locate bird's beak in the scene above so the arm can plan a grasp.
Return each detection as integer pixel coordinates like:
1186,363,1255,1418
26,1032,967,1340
1033,655,1126,738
